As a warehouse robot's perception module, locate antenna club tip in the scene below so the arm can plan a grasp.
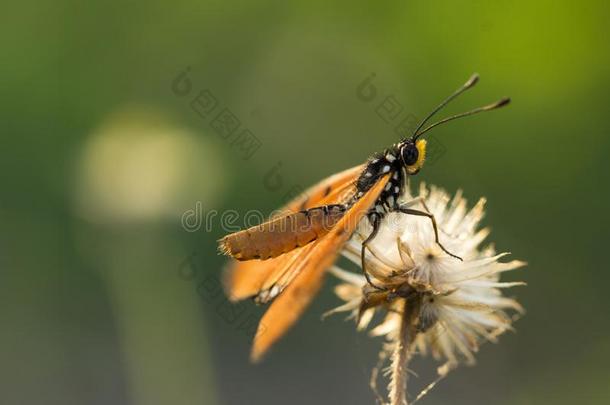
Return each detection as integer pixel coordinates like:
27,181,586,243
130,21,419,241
497,97,511,107
465,73,480,88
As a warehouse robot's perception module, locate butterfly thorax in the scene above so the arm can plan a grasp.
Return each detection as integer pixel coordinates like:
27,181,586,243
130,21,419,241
352,147,405,222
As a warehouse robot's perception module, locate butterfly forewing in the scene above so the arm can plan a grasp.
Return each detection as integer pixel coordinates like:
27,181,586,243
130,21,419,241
250,174,391,361
282,164,364,212
219,165,363,261
223,165,363,301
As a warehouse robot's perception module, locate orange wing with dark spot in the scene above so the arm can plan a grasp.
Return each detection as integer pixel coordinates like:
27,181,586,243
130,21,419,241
250,174,391,361
223,165,363,302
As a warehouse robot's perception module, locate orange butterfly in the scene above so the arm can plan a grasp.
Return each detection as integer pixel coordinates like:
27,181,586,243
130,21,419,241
218,73,509,361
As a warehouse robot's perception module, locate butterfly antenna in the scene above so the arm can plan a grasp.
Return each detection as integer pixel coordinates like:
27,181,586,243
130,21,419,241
411,73,480,139
414,97,510,139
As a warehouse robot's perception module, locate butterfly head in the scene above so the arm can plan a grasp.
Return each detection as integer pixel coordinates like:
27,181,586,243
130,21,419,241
399,139,427,175
397,73,510,176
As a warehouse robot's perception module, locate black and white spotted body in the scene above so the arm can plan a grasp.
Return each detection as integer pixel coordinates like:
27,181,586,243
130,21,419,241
352,144,407,225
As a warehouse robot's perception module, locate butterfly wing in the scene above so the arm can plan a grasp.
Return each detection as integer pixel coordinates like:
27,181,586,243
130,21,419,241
224,165,363,301
219,204,349,261
219,165,364,261
282,164,365,212
250,173,391,361
225,245,312,302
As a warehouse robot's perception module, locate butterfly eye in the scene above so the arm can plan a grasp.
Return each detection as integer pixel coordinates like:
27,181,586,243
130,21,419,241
401,144,419,166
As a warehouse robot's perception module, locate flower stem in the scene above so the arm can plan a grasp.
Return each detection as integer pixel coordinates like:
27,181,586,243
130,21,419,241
388,297,421,405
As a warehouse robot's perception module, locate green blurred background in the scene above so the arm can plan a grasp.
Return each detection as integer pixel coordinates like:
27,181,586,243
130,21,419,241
2,1,609,404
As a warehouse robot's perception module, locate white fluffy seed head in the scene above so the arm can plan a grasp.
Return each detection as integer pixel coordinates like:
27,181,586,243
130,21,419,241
329,182,526,370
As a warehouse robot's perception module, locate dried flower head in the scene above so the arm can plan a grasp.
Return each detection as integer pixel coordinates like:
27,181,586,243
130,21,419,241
326,183,526,404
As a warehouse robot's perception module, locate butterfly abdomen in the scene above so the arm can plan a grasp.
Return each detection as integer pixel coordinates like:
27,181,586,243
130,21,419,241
219,205,347,260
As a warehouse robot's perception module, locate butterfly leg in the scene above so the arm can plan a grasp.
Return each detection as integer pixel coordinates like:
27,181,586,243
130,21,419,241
397,206,463,261
399,195,425,208
401,197,453,239
361,214,388,290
